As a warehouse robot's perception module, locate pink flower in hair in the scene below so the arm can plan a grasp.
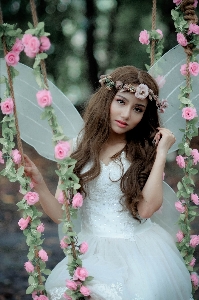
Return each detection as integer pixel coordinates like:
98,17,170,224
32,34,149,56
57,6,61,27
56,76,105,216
190,272,199,287
173,0,182,5
156,29,163,39
0,151,4,164
177,33,188,46
24,261,34,273
175,201,185,213
176,155,185,168
0,98,14,115
12,38,24,53
191,193,199,205
190,235,199,248
36,89,52,108
18,216,30,230
188,24,199,35
38,249,48,261
80,286,90,296
190,257,196,267
40,36,51,52
176,230,184,242
55,141,70,160
182,107,197,121
191,149,199,165
135,84,149,99
37,223,45,233
189,62,199,76
72,192,83,208
11,149,21,164
139,30,150,45
5,51,20,66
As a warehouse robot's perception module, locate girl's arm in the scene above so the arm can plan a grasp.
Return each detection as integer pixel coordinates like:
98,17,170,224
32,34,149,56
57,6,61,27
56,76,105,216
137,128,176,219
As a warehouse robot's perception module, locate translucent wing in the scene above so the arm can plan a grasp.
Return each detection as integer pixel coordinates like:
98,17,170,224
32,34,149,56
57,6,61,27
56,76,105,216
149,45,199,154
0,59,84,161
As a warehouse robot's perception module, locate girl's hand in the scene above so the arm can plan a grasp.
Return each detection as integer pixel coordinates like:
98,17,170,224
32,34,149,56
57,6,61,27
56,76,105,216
24,154,44,186
153,127,176,155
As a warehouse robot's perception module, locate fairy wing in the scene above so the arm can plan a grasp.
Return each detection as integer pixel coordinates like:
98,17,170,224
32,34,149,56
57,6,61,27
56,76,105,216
0,59,84,161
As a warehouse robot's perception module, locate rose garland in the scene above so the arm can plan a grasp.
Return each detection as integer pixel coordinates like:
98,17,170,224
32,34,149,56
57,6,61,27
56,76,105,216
172,0,199,292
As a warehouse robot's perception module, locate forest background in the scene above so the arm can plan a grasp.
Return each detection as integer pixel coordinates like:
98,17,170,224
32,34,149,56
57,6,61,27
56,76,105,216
0,0,199,299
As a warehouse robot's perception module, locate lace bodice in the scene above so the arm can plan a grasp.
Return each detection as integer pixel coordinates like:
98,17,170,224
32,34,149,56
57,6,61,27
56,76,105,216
80,152,150,241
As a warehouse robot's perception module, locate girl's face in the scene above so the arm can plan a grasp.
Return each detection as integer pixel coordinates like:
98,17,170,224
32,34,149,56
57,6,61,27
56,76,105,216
109,91,148,137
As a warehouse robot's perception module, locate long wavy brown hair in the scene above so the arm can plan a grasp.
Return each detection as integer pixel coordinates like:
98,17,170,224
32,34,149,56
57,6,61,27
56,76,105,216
71,66,160,220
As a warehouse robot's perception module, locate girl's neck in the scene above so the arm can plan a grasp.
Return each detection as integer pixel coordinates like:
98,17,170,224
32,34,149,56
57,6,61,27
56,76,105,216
106,131,126,146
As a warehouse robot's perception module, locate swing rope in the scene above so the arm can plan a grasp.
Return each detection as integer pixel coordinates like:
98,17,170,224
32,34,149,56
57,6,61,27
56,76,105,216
150,0,157,66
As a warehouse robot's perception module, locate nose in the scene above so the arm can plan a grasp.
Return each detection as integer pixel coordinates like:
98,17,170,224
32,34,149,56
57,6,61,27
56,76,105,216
121,106,131,120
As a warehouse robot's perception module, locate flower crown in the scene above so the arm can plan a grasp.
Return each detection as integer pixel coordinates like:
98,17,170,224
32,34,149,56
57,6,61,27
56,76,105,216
99,74,168,113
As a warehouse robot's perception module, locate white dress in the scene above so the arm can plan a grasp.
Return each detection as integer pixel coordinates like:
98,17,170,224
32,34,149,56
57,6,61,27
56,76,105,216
46,151,193,300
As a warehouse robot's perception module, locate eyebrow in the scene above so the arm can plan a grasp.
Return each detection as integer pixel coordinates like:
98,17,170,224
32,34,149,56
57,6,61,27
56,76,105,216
116,94,146,108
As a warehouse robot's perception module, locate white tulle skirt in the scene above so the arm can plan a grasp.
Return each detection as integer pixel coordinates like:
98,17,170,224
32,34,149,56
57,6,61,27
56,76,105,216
45,220,193,300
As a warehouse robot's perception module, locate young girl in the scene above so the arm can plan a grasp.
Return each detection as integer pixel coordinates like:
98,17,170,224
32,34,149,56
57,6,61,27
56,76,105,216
25,66,193,299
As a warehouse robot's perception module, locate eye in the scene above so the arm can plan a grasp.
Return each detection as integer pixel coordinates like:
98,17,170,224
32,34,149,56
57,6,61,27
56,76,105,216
134,106,144,113
116,98,125,105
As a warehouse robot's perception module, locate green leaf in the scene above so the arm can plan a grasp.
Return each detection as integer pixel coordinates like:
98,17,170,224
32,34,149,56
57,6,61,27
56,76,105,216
42,269,51,275
26,286,34,294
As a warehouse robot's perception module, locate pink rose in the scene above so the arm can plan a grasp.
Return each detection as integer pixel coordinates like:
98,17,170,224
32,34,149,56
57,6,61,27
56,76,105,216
190,257,196,267
80,286,90,296
190,272,199,287
135,84,149,99
58,191,65,204
18,216,30,230
63,294,72,300
80,242,88,254
54,141,70,160
139,30,150,45
24,191,39,205
66,280,77,290
188,24,199,35
40,36,51,51
191,193,199,205
190,235,199,248
22,34,33,47
155,75,166,89
12,38,24,53
189,62,199,76
180,64,187,76
194,0,198,8
176,155,185,168
11,149,21,164
38,249,48,261
73,267,88,281
36,89,52,108
175,201,185,213
72,192,83,208
24,36,40,58
173,0,182,5
0,98,14,114
177,33,188,46
60,236,69,249
182,107,197,121
37,223,45,232
5,51,20,66
176,230,184,242
24,261,34,273
191,149,199,165
156,29,163,39
0,151,4,164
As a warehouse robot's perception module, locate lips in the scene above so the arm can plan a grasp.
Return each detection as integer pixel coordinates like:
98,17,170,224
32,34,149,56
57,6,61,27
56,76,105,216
115,120,128,128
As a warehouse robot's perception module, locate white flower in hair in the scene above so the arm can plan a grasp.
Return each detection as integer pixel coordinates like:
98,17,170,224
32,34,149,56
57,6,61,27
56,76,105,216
135,84,149,99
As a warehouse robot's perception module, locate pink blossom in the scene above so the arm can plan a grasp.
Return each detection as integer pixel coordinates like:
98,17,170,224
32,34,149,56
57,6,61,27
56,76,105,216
80,242,88,254
190,257,196,267
38,249,48,261
0,151,4,164
139,30,150,45
80,286,90,296
37,296,49,300
22,34,33,47
191,149,199,165
12,38,24,53
191,193,199,205
58,191,65,204
54,141,70,160
18,216,30,230
180,64,187,76
135,84,149,99
24,261,34,273
32,291,38,299
189,62,199,76
190,272,199,287
177,33,188,46
190,235,199,248
176,230,184,242
73,267,88,281
72,192,83,208
60,236,69,249
188,23,199,35
182,107,197,121
194,0,198,8
40,36,51,51
156,29,163,39
11,149,21,164
175,201,185,213
5,51,20,66
155,75,166,89
176,155,185,168
63,294,72,300
24,191,39,205
0,98,14,114
66,280,77,290
36,89,52,108
173,0,182,5
37,223,45,232
24,36,40,58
